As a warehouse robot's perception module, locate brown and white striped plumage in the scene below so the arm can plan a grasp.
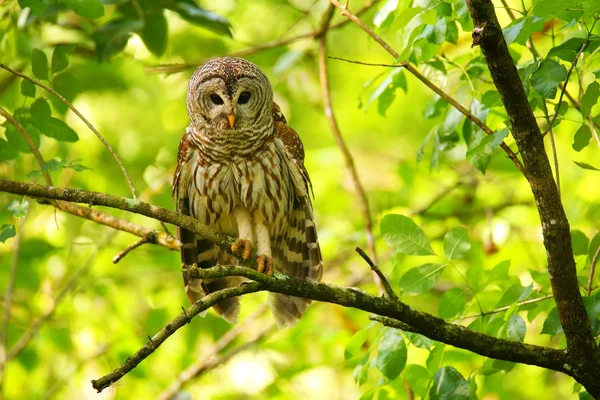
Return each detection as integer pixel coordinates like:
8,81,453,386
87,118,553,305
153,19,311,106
173,57,323,327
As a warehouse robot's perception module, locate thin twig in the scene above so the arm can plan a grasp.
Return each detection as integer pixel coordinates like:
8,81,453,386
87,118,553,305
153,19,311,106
1,231,116,366
0,63,137,198
355,247,399,301
587,241,600,297
460,294,554,320
157,305,271,400
91,281,264,392
145,0,382,74
498,0,517,20
542,102,561,197
317,9,379,275
410,178,466,216
326,51,525,174
112,235,153,263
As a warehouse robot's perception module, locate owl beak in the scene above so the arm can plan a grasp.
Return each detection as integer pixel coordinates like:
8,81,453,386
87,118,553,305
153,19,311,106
227,114,236,129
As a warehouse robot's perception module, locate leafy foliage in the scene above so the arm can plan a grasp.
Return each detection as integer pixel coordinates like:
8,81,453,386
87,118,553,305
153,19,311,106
1,0,599,399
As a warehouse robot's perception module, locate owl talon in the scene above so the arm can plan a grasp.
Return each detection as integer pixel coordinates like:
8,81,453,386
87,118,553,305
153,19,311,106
231,239,252,260
256,255,273,276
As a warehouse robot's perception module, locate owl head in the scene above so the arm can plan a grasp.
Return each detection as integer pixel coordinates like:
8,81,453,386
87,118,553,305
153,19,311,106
186,57,273,132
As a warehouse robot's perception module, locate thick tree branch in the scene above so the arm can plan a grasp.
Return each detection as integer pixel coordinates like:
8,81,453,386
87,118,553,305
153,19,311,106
327,2,526,175
465,1,600,396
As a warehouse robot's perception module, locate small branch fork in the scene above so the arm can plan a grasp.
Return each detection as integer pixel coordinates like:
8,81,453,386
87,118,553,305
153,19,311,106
327,1,526,176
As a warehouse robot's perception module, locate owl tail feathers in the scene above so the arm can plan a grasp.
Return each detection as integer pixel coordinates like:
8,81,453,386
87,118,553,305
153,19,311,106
185,276,243,324
269,293,311,328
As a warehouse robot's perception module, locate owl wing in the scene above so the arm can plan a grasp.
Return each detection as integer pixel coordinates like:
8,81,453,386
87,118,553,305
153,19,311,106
270,103,324,327
173,130,242,323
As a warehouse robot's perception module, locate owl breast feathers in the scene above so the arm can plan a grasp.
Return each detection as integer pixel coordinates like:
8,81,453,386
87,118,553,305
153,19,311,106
173,57,323,327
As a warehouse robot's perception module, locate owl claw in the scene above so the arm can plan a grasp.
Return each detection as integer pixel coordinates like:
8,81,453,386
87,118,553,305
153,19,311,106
256,255,273,276
231,239,252,260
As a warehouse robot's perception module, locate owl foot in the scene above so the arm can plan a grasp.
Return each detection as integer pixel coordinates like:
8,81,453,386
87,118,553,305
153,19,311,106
256,255,274,277
231,239,252,260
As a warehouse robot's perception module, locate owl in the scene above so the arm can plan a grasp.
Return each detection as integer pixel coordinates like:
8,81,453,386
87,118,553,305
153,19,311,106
172,57,323,327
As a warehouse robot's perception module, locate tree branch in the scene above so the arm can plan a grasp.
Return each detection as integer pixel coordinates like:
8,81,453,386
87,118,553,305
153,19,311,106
91,281,264,392
326,3,526,175
465,1,600,396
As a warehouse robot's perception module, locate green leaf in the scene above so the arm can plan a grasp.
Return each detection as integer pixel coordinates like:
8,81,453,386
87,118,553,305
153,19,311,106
571,230,589,256
375,328,407,380
483,260,511,289
31,98,51,122
353,352,370,386
427,344,445,374
430,367,471,400
167,1,231,37
19,0,49,16
548,37,586,62
345,330,369,361
51,45,76,74
36,117,79,142
581,81,600,117
400,263,445,295
403,331,433,349
52,72,82,102
402,364,430,397
7,199,29,218
466,128,509,174
31,49,49,80
443,227,471,260
506,314,526,342
531,0,581,21
438,288,466,319
65,0,104,18
541,307,563,335
0,224,16,243
376,69,407,117
141,11,168,57
381,214,435,256
0,138,18,161
531,59,567,99
21,80,36,97
503,15,547,46
573,161,600,171
589,232,600,264
373,0,398,28
93,19,144,62
5,122,39,154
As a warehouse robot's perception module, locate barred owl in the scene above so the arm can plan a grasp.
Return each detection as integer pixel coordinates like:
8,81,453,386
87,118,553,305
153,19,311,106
172,57,323,327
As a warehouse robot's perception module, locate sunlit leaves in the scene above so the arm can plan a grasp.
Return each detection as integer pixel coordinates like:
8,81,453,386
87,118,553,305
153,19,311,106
547,38,586,61
31,98,51,122
444,227,471,260
573,161,600,171
7,199,29,218
51,45,76,74
531,0,581,21
21,80,35,97
403,365,430,397
373,0,398,28
363,68,407,116
580,82,600,117
400,263,445,295
345,330,369,361
167,0,232,37
0,224,16,243
36,118,79,142
353,353,370,386
466,128,509,174
438,288,466,319
571,230,590,255
65,0,104,18
28,157,91,178
503,15,547,46
31,49,49,80
142,11,168,57
375,328,407,380
531,60,567,99
541,307,563,335
430,366,471,400
381,214,435,256
93,19,144,61
506,314,526,342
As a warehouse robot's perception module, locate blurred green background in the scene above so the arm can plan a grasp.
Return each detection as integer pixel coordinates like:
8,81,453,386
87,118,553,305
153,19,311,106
1,0,599,398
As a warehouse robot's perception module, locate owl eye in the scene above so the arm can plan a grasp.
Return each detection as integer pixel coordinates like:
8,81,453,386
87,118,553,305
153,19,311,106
238,91,252,104
209,94,224,105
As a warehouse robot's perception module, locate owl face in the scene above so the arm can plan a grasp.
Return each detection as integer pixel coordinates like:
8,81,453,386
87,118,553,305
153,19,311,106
187,57,273,132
